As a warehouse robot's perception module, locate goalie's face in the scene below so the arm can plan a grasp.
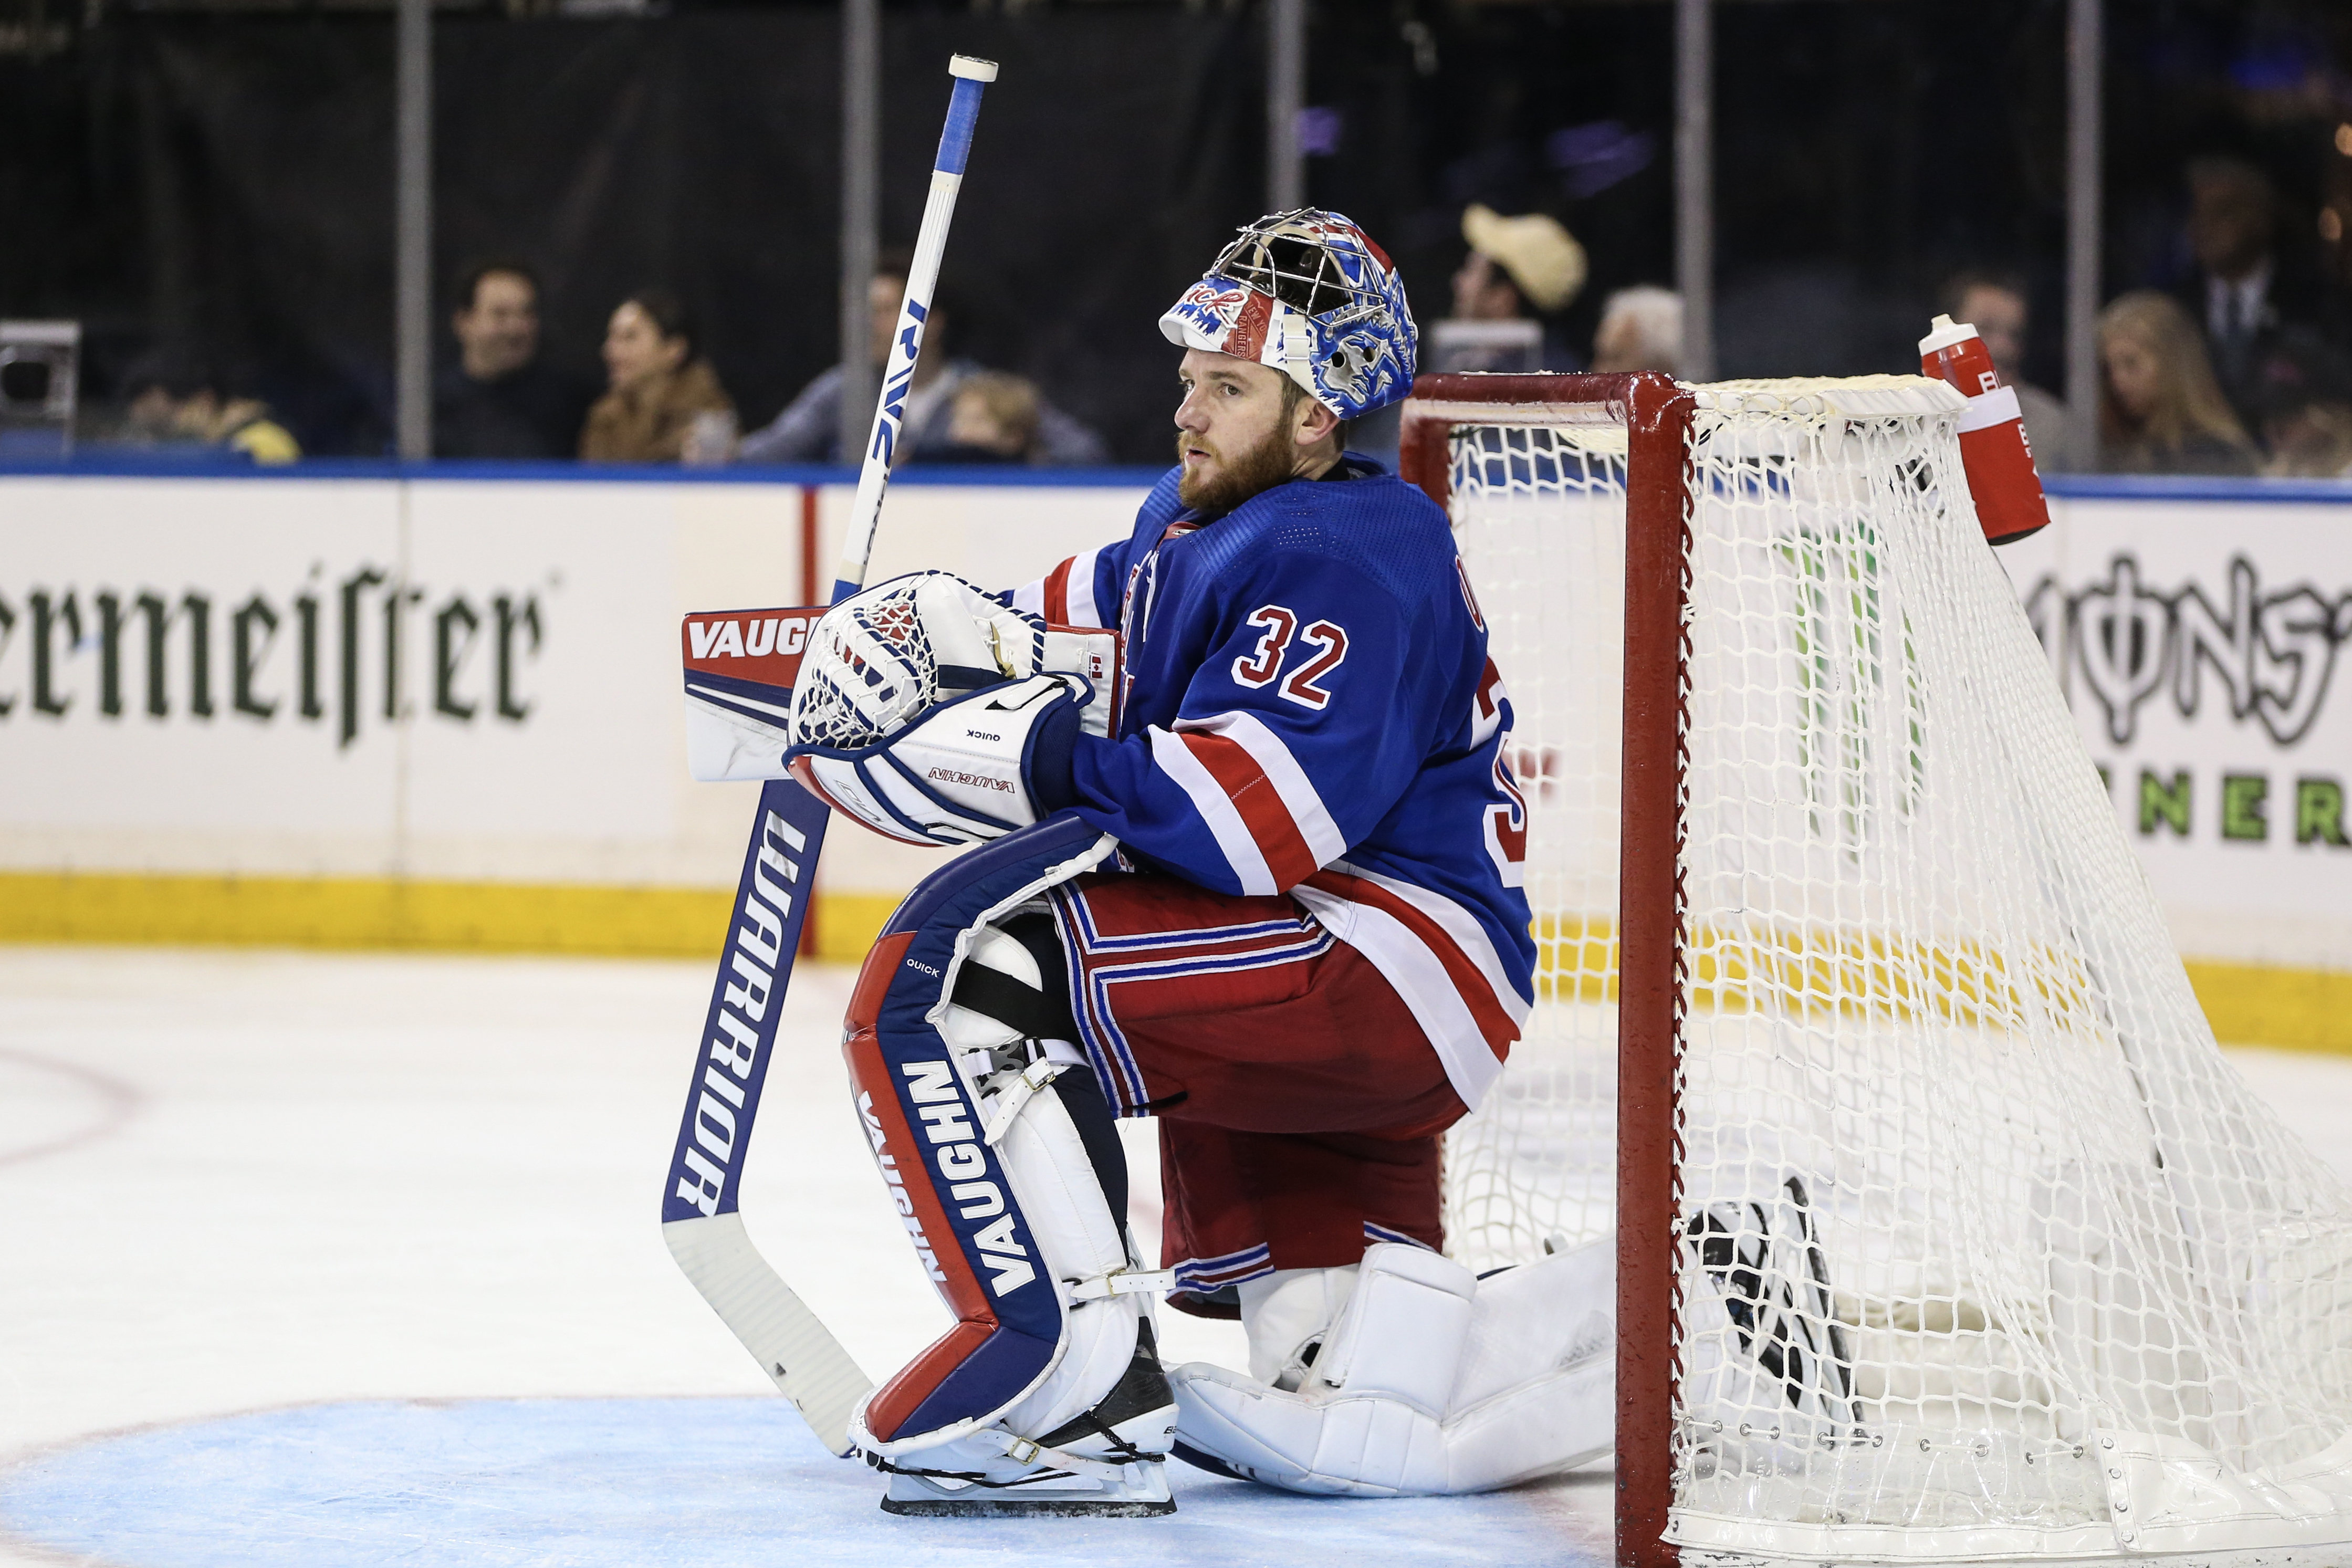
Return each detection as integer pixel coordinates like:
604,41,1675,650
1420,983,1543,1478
1173,348,1340,513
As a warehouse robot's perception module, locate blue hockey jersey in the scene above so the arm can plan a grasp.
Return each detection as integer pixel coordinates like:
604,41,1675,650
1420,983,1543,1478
1009,458,1536,1112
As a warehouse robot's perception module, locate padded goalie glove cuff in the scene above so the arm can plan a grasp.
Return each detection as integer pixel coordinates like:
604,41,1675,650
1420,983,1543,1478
787,673,1085,846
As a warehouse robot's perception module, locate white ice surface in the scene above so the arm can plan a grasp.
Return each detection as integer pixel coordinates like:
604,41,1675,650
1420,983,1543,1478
0,946,2345,1567
0,947,1614,1567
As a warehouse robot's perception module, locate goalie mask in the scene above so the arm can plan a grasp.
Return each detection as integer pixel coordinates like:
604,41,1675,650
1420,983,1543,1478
1158,208,1418,422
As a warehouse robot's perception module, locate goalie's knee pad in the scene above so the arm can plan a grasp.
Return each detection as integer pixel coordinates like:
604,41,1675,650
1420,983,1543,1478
841,816,1174,1505
1170,1236,1616,1496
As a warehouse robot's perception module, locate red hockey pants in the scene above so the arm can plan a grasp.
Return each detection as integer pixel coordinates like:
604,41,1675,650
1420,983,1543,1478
1044,869,1468,1316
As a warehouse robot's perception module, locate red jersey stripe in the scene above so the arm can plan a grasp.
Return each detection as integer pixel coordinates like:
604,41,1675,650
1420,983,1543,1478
1042,557,1074,625
1179,730,1321,890
1303,869,1519,1060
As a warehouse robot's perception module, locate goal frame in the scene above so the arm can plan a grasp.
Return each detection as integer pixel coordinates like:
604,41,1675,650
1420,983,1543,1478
1399,371,1695,1568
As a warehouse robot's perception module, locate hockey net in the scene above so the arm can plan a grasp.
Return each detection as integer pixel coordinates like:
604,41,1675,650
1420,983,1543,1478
1403,372,2352,1565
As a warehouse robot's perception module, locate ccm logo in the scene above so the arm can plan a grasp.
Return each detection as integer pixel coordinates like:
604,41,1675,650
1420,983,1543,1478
689,616,811,660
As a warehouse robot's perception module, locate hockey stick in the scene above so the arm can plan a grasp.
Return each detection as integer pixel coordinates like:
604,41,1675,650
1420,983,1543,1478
660,54,1000,1459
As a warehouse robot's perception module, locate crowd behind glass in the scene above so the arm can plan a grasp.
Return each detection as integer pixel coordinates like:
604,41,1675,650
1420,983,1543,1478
69,150,2352,480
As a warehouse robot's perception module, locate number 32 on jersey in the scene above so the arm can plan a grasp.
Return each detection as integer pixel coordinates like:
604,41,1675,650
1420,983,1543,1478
1230,603,1349,710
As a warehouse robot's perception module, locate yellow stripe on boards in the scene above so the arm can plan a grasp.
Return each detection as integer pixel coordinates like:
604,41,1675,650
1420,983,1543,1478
4,873,2346,1055
809,891,906,965
0,871,735,958
2181,960,2352,1056
0,870,912,968
1529,911,2352,1055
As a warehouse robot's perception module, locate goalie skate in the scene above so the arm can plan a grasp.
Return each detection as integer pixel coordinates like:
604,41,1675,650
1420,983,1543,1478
1682,1175,1864,1445
874,1335,1178,1517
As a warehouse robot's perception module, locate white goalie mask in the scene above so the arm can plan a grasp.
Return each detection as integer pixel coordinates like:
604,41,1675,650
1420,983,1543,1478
1158,208,1418,421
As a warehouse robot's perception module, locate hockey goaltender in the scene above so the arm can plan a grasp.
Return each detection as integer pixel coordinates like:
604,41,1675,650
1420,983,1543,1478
781,209,1616,1514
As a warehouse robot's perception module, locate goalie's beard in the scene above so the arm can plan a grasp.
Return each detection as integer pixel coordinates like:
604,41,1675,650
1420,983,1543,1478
1175,419,1300,517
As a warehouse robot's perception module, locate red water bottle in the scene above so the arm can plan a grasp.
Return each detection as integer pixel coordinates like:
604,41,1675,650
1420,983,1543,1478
1918,313,2050,545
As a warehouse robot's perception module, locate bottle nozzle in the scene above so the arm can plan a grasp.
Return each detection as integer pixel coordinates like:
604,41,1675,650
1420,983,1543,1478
1918,313,1981,357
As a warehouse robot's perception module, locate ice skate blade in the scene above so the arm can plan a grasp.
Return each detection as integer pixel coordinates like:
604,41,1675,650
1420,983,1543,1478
880,1495,1176,1517
880,1459,1174,1517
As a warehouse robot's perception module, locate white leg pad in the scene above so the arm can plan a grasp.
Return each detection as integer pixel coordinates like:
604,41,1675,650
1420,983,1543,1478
1451,1231,1616,1412
987,1074,1149,1444
1173,1366,1453,1496
1173,1243,1471,1494
850,1071,1157,1462
1438,1232,1617,1491
1311,1244,1475,1415
1170,1237,1618,1496
1237,1264,1358,1388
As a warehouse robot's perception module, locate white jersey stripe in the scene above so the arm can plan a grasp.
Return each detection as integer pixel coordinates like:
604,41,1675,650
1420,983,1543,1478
1172,710,1348,871
1010,579,1046,617
1331,859,1534,1020
1147,726,1278,895
1064,546,1103,628
1290,883,1505,1111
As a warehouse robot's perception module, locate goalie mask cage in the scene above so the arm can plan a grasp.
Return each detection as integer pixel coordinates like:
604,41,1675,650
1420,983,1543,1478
1398,372,2352,1568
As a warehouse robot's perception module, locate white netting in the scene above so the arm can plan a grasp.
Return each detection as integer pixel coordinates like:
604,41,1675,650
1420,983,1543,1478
1436,376,2352,1562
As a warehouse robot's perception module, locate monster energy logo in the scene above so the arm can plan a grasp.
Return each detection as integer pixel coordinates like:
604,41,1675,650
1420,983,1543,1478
1780,522,1927,849
2023,555,2352,747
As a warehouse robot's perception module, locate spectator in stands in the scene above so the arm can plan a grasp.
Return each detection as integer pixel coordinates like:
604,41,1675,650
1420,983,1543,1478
2260,397,2352,478
580,288,735,464
1431,204,1587,373
434,260,593,459
939,371,1042,464
1589,286,1684,377
119,351,300,464
735,248,1107,466
2180,155,2347,438
1942,270,2077,473
2096,291,2258,475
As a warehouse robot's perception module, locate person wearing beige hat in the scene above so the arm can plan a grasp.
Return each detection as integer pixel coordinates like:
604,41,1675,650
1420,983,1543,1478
1456,203,1588,319
1430,204,1590,377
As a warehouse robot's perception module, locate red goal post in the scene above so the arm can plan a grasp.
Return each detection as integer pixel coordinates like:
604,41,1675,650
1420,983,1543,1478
1402,370,1692,1568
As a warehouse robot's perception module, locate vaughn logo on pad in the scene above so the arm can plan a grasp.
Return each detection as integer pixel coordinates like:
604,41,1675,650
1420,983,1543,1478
680,607,825,783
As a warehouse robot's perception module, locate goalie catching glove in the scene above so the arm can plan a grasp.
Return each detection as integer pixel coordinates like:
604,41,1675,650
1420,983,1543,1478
788,672,1088,846
789,572,1052,750
779,571,1116,843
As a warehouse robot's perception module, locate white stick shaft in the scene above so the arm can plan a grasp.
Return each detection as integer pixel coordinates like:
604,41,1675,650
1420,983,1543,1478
832,58,992,601
834,166,964,600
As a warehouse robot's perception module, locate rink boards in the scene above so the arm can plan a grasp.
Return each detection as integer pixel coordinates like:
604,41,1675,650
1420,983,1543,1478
0,465,2346,1047
0,465,1148,959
